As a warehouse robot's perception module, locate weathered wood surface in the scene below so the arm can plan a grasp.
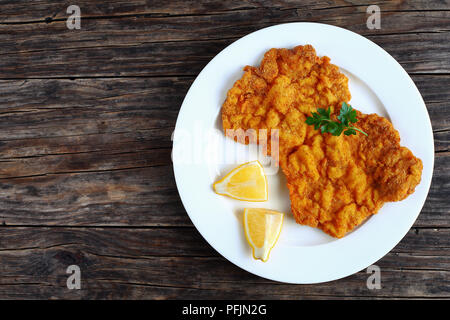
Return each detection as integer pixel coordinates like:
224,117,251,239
0,227,449,299
0,0,448,299
0,7,449,78
0,77,447,228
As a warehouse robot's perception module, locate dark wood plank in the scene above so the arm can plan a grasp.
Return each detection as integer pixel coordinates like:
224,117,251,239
0,76,450,227
414,153,450,228
0,7,448,78
0,0,448,23
0,153,447,227
0,165,191,226
0,76,446,139
0,76,446,136
0,153,446,228
434,131,449,152
412,75,450,132
0,78,187,140
0,77,446,227
0,226,448,299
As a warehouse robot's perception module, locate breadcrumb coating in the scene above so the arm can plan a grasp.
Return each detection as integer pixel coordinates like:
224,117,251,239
221,45,422,238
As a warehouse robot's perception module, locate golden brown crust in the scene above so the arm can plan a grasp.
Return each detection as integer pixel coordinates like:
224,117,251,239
221,45,423,238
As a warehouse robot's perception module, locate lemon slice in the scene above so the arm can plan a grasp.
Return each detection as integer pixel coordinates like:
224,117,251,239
243,208,284,262
213,161,268,201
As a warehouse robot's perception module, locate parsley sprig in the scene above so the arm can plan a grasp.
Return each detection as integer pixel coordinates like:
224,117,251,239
305,102,368,137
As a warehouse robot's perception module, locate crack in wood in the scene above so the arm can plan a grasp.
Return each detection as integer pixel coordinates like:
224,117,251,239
0,163,169,180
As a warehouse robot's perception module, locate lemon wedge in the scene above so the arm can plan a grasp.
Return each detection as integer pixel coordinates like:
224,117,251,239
243,208,284,262
213,161,268,201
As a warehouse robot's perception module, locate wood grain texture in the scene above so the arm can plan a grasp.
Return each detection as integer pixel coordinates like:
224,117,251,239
0,0,448,299
0,2,449,78
0,227,449,299
0,0,449,23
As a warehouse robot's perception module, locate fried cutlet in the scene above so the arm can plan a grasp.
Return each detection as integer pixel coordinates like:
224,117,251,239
221,45,423,238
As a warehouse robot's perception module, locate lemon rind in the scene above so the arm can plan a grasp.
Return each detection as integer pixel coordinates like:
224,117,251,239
243,208,284,262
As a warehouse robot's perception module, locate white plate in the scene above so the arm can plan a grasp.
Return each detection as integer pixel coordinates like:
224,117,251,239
172,23,434,284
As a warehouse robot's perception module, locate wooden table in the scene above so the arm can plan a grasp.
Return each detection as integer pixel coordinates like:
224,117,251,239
0,0,448,299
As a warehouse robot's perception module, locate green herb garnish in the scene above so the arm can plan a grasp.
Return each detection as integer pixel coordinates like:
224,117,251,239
305,102,368,137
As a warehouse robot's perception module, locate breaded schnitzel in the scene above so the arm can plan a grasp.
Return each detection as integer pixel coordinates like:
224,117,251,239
221,45,423,238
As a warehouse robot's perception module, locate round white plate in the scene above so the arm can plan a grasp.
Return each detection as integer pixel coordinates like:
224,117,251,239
172,23,434,284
